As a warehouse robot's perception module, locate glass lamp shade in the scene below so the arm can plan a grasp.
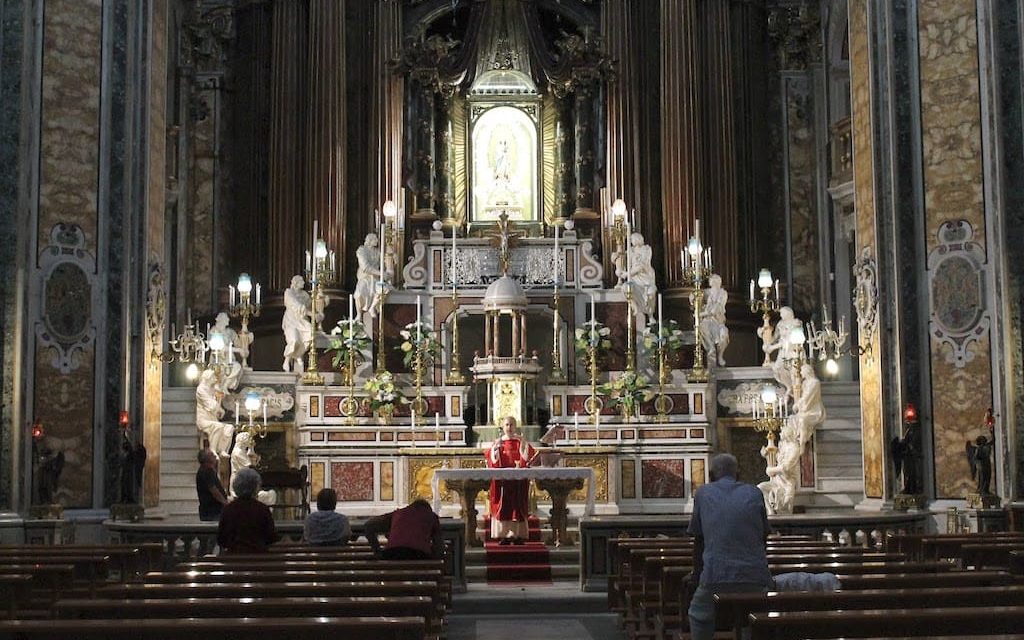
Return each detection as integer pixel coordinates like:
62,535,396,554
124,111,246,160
207,331,226,352
237,273,253,294
611,198,627,220
825,357,840,376
382,200,397,218
686,236,703,257
244,391,262,412
760,386,778,405
757,268,773,289
314,239,328,259
185,363,200,381
790,325,806,345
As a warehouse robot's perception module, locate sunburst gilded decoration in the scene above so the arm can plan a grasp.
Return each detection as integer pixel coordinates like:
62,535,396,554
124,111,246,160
927,220,989,368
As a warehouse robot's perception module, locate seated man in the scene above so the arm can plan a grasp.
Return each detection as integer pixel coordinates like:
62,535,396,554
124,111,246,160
364,499,443,560
303,488,351,546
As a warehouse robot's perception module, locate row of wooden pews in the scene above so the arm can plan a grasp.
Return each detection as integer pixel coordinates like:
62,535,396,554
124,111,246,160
608,532,1024,640
0,541,449,639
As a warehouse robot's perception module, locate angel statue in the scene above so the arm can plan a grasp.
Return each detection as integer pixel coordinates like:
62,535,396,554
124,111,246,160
966,435,994,496
890,419,922,495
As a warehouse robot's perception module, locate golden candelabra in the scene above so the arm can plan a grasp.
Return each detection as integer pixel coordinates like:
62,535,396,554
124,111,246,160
549,287,566,384
302,232,336,386
583,335,602,426
681,228,712,383
339,333,360,424
749,268,780,367
228,273,262,369
752,386,786,467
447,289,465,385
653,343,672,422
410,334,429,420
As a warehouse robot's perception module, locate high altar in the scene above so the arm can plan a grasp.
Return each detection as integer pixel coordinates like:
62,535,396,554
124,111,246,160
288,216,714,518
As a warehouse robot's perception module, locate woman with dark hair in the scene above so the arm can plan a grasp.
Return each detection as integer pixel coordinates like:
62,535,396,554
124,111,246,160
303,488,351,546
217,468,279,553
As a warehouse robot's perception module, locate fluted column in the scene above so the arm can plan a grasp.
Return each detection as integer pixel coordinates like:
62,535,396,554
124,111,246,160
306,0,347,283
370,0,404,211
268,1,308,289
660,0,703,286
699,0,738,287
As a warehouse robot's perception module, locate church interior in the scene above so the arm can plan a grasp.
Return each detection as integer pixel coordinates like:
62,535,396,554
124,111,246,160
2,0,1024,638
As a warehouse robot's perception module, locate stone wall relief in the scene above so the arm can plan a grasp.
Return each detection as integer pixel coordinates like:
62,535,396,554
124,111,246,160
35,224,97,374
853,246,877,358
145,262,166,361
926,220,990,368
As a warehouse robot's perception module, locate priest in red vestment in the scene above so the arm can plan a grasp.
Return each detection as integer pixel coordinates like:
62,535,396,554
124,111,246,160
484,416,537,545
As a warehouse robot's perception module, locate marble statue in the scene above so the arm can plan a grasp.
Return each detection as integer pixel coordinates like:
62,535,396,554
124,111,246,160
195,363,241,459
891,420,922,495
699,274,730,367
765,306,803,399
118,432,147,504
617,232,657,316
759,421,802,514
230,431,259,491
34,442,65,505
354,233,384,320
793,363,826,447
282,275,313,373
966,435,994,496
212,312,244,363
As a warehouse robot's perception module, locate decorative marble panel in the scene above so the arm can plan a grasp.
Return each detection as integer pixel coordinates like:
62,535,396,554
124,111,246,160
691,459,706,492
621,459,636,499
407,457,449,503
331,461,374,501
566,455,608,502
310,462,325,496
641,459,685,499
380,461,394,501
918,2,993,499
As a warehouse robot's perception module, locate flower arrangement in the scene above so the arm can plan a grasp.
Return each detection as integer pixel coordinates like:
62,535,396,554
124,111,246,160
398,321,441,369
327,318,372,369
363,370,404,414
598,370,653,418
574,320,612,359
642,319,686,358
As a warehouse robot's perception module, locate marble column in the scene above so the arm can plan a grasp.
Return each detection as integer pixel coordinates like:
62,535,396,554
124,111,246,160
659,0,703,287
369,0,404,211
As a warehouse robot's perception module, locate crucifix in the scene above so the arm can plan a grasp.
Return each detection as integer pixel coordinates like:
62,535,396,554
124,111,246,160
486,211,525,276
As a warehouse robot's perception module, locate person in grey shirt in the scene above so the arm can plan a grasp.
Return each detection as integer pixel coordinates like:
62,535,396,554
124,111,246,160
303,488,351,546
687,453,773,640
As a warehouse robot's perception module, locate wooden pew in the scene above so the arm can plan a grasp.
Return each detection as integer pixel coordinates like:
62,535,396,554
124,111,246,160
0,564,75,604
961,543,1024,569
835,570,1019,590
886,532,1024,561
716,585,1024,639
1011,550,1024,576
748,605,1024,640
0,616,428,640
52,595,443,635
0,574,32,618
0,543,163,580
178,559,443,573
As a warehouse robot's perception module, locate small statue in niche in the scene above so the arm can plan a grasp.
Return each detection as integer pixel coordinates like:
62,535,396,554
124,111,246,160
765,306,803,400
698,274,730,367
212,311,246,365
616,232,657,316
891,415,922,496
966,435,994,496
354,233,385,321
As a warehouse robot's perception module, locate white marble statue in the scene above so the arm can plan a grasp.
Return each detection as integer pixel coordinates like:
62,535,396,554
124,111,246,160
354,233,384,321
794,363,826,446
617,232,658,316
282,275,312,374
229,430,277,505
759,421,802,514
699,274,730,367
195,363,241,460
212,312,245,364
765,306,803,400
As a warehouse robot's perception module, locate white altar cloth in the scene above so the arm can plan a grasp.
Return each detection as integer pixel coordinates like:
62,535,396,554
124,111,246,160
431,467,596,515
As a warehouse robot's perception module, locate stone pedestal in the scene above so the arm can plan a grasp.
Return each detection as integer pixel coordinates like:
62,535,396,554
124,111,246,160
893,493,926,511
23,518,72,545
110,503,146,523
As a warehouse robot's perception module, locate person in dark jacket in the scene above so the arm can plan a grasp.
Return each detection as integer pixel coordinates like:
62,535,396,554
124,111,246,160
217,468,279,553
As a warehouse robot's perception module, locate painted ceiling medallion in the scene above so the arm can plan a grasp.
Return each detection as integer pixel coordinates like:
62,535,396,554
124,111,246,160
927,220,990,368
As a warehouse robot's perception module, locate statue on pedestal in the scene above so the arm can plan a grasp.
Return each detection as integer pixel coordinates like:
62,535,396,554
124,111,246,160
891,420,922,496
212,312,244,362
34,441,65,506
117,431,147,504
282,275,313,373
230,431,259,490
765,306,803,399
793,363,825,446
759,422,801,514
355,233,385,321
966,435,994,497
617,232,657,316
195,363,241,459
699,274,730,367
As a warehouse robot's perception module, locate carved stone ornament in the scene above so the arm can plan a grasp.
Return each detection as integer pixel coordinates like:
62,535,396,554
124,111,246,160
179,1,235,72
36,224,97,374
577,237,604,287
224,387,295,420
927,220,990,368
717,382,768,416
145,262,167,359
852,246,878,357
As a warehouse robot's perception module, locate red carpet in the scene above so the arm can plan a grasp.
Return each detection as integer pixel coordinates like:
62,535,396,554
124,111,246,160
482,516,551,583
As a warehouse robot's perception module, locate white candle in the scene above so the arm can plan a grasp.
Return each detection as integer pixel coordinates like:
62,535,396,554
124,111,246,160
750,279,755,302
235,401,240,426
435,413,441,445
349,293,354,323
590,294,596,326
574,412,580,446
416,295,422,339
305,251,312,276
694,218,700,241
379,223,385,278
451,227,457,293
553,225,560,289
775,279,780,303
624,221,631,282
263,400,267,425
255,283,261,305
228,340,233,364
229,284,235,307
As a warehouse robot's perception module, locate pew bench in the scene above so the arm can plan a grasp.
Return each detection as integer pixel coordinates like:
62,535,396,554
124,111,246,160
748,605,1024,640
716,585,1024,639
961,543,1024,569
0,616,429,640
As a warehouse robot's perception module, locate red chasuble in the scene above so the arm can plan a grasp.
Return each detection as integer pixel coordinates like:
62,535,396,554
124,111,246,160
485,436,537,527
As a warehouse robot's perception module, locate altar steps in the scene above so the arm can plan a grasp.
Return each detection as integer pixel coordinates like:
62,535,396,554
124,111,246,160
159,387,203,518
465,515,581,583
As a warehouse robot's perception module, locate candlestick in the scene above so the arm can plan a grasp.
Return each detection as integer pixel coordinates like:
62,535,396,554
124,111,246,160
553,224,560,290
435,413,441,447
694,218,700,242
657,293,664,336
411,408,417,448
263,399,268,425
379,223,385,279
229,285,235,307
256,283,261,305
750,279,755,302
590,294,597,326
451,227,457,294
235,401,240,426
775,279,780,303
416,295,422,339
574,411,580,446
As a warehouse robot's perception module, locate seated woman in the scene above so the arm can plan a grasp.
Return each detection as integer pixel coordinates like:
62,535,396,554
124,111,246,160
303,488,351,546
217,468,279,554
485,416,536,545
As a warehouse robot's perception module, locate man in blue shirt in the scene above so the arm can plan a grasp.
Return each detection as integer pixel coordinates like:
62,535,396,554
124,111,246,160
687,453,773,640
